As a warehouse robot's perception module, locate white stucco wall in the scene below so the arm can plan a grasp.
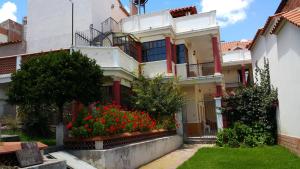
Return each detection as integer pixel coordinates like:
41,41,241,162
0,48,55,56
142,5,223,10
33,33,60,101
141,60,168,78
276,22,300,138
0,34,7,43
26,0,127,53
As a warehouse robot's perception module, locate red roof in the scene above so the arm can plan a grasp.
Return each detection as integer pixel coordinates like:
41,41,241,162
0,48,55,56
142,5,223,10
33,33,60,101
221,41,252,53
170,6,197,18
271,7,300,34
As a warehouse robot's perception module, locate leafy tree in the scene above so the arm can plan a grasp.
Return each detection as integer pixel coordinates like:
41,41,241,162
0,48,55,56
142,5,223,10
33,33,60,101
131,75,184,119
222,59,278,143
7,51,104,124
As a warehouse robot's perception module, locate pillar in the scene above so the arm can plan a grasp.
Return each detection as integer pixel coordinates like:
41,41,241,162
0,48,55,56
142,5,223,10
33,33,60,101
215,97,223,130
241,64,246,86
136,43,143,75
173,44,177,76
113,80,121,105
165,37,173,73
215,85,223,130
212,36,222,75
16,55,22,70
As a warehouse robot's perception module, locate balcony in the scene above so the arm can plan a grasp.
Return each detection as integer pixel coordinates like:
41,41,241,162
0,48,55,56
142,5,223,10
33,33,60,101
120,10,217,34
76,46,139,79
187,62,215,77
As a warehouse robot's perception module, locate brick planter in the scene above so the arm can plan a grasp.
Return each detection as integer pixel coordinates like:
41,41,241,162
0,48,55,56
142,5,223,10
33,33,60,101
64,130,177,150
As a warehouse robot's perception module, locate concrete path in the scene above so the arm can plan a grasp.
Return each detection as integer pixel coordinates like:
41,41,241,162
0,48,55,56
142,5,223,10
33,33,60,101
139,144,214,169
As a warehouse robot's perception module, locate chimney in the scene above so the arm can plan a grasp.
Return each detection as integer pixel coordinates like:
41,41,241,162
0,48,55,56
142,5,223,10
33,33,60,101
130,0,138,15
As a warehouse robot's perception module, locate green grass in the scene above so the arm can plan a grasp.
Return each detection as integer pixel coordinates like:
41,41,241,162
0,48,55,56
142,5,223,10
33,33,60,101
1,130,56,146
178,146,300,169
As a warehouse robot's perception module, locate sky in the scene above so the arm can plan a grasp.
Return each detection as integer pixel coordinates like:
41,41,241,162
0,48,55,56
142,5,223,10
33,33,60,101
0,0,281,42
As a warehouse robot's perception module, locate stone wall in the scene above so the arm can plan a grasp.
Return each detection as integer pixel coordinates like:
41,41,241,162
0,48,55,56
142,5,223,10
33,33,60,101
278,134,300,156
68,135,183,169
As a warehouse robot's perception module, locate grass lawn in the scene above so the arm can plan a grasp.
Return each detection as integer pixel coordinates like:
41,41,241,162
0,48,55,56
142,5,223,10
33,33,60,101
1,130,56,146
178,146,300,169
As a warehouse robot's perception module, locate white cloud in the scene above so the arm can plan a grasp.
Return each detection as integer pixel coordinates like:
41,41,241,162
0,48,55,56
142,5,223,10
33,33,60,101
201,0,253,27
0,1,17,23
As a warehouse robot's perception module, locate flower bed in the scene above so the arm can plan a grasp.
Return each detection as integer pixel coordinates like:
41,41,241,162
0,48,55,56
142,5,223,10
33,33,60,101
65,103,177,149
67,104,156,138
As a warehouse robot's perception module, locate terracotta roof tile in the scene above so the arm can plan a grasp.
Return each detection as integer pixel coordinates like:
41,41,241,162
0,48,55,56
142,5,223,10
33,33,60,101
221,40,252,53
170,6,197,18
271,7,300,34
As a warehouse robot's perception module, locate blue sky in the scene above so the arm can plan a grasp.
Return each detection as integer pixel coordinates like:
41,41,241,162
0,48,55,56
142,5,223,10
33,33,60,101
0,0,281,42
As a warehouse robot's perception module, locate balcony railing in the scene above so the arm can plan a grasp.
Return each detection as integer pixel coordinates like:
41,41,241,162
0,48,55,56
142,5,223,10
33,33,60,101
187,62,215,77
121,10,217,34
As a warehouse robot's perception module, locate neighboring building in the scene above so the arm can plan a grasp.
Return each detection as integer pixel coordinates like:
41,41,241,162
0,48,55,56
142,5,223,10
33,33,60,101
221,40,253,92
249,0,300,155
26,0,129,53
0,19,26,117
1,1,224,138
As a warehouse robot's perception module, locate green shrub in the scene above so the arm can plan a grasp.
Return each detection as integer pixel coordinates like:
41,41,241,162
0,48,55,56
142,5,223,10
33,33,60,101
217,122,275,148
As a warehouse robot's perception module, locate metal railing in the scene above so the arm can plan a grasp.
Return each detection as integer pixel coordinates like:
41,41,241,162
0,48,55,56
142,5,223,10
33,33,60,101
186,62,215,77
101,17,120,33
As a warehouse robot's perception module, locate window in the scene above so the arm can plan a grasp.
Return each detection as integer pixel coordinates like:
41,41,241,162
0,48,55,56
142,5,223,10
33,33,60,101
142,40,166,62
176,44,187,64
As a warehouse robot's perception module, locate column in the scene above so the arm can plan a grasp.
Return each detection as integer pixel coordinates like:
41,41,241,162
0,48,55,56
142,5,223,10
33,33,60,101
212,36,222,75
165,37,173,73
215,85,223,130
136,43,143,75
241,64,246,86
16,55,22,70
113,80,121,105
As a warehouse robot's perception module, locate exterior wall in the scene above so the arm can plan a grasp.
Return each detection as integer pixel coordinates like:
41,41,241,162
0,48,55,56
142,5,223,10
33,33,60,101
278,134,300,156
223,67,240,84
276,22,300,139
0,20,23,42
0,34,8,43
68,135,183,169
26,0,127,53
251,36,267,83
111,0,129,22
0,42,26,57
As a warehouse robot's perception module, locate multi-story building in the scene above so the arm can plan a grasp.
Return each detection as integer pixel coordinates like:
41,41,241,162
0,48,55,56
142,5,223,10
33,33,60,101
0,19,26,117
0,1,224,138
221,40,253,92
249,0,300,155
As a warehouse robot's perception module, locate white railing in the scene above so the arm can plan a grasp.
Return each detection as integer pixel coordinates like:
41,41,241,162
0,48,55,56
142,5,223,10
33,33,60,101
222,50,251,63
174,11,217,33
121,10,217,34
141,60,169,78
76,46,139,76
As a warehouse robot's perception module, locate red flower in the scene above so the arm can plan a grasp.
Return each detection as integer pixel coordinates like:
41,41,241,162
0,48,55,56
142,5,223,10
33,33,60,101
100,118,106,124
66,122,73,130
84,124,89,129
84,115,93,121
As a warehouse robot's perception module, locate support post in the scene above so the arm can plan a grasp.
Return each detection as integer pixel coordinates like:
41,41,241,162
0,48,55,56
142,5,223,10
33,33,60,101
16,55,21,70
215,97,223,130
212,36,222,75
215,85,223,130
113,80,121,105
165,37,173,74
241,64,246,86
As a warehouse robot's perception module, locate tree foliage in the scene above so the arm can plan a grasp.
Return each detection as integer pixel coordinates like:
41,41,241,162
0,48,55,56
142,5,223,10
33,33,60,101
7,51,104,123
131,75,184,119
222,59,278,145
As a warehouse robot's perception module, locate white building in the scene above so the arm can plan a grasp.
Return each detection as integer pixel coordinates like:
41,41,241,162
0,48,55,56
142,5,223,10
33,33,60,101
221,40,253,92
249,0,300,155
1,1,224,138
26,0,129,53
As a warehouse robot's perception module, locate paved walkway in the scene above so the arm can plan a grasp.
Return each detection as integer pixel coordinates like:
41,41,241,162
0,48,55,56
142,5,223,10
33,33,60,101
139,144,214,169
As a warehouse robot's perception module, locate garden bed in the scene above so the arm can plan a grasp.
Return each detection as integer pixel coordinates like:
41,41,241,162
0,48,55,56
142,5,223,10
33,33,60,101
64,129,176,150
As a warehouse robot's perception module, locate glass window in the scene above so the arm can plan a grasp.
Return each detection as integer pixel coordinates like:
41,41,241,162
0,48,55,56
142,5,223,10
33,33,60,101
142,39,166,62
176,44,187,64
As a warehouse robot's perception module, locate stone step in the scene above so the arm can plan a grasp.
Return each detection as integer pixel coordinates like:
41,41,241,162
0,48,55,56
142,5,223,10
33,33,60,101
185,136,217,144
48,151,97,169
